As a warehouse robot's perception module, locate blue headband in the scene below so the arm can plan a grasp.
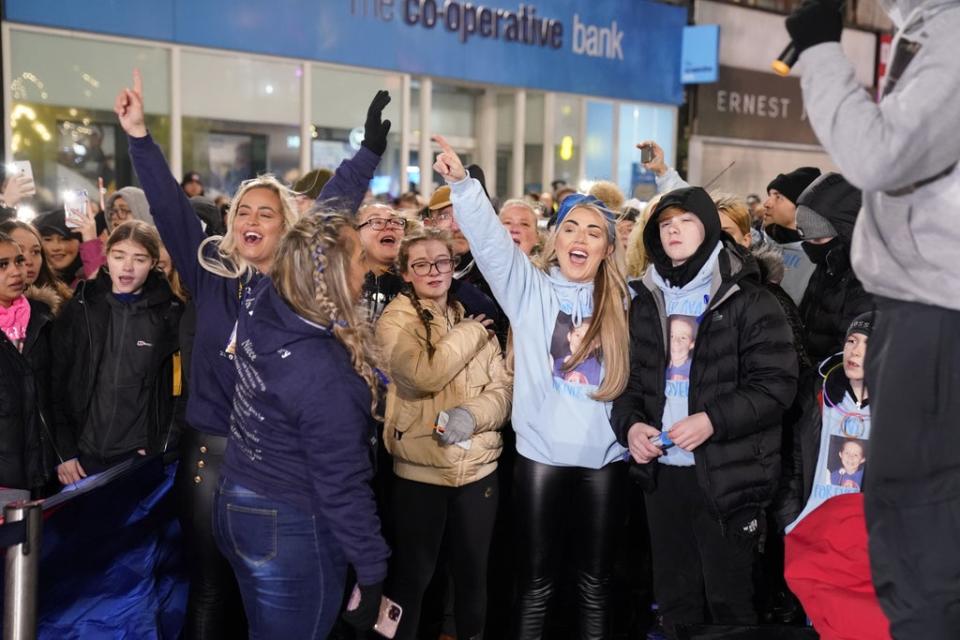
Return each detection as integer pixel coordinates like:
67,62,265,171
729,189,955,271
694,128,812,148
554,193,618,242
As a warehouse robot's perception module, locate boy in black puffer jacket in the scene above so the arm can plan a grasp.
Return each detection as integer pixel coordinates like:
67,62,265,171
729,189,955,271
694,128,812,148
612,187,798,639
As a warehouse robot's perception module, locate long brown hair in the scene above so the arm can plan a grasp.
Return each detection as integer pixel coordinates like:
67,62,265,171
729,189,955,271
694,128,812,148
271,212,381,412
0,219,72,305
537,205,629,401
397,227,461,359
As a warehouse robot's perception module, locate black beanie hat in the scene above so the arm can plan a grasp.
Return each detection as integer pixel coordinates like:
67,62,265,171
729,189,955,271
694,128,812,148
846,312,874,339
643,186,723,288
767,167,822,204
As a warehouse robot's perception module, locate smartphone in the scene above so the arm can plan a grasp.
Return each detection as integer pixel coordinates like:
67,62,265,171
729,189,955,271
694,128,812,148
7,160,34,184
63,189,88,229
347,585,403,639
640,145,655,164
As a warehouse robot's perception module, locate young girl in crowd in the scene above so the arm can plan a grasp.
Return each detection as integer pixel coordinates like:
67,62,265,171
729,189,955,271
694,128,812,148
51,221,182,483
215,213,389,639
32,209,85,287
0,232,51,504
377,228,511,640
0,219,72,309
612,187,797,639
433,136,629,639
114,69,386,638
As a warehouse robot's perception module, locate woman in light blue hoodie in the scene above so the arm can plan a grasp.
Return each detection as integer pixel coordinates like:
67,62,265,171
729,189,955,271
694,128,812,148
433,136,629,639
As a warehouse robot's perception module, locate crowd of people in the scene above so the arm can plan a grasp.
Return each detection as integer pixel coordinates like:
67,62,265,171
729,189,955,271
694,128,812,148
1,0,958,636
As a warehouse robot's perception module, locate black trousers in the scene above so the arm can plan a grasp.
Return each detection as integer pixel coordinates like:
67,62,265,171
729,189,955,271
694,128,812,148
173,427,247,639
644,465,758,640
388,474,499,640
512,456,626,640
864,299,960,639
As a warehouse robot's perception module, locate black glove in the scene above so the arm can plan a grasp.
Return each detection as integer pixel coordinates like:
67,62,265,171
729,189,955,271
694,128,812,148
361,90,392,156
342,581,383,631
785,0,843,56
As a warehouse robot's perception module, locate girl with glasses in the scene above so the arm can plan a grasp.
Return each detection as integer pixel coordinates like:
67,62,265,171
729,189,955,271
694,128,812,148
376,227,511,640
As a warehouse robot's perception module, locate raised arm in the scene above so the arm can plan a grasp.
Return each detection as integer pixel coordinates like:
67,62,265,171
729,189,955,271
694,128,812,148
115,69,209,294
433,135,544,321
315,91,390,214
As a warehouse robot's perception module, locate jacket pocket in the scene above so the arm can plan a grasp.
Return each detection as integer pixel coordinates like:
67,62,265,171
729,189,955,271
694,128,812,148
225,504,278,566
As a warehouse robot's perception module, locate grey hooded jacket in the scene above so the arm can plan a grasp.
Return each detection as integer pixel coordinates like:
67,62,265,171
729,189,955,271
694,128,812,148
798,0,960,311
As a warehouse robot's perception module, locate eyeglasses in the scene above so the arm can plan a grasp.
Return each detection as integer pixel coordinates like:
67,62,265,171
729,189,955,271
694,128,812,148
110,206,132,219
357,217,407,231
409,257,459,276
423,212,452,226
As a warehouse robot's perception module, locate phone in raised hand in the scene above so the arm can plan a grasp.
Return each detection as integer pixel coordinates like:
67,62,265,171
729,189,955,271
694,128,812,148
63,189,88,229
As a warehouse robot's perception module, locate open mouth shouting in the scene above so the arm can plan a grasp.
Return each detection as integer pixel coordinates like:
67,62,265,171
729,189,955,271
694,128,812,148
379,233,398,247
243,231,263,246
568,249,589,266
117,275,136,287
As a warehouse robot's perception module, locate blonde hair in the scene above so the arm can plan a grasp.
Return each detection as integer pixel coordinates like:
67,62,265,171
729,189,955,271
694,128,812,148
397,227,460,359
198,175,300,279
712,192,751,238
588,180,626,212
625,195,662,278
271,213,381,413
536,205,628,401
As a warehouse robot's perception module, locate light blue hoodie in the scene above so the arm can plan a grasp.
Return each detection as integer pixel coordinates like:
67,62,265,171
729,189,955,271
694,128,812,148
449,177,626,469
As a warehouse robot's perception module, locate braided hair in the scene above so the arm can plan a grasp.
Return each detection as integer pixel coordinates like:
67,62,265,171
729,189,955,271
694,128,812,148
397,227,461,360
271,212,382,413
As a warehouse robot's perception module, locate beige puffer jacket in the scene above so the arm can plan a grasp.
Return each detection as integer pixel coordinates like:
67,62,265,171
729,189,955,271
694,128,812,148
376,293,512,487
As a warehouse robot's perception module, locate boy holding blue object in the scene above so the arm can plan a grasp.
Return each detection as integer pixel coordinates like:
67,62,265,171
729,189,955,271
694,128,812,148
612,187,798,639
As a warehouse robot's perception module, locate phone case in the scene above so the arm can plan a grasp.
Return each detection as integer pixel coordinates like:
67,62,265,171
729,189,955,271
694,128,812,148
373,597,403,638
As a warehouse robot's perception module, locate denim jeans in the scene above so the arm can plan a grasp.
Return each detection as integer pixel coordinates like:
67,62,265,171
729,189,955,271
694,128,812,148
213,478,347,640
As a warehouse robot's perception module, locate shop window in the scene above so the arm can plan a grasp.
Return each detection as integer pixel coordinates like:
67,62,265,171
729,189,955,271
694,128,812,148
617,103,677,200
9,29,170,209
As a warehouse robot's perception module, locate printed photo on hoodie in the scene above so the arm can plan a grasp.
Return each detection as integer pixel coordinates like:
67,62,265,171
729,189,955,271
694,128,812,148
826,435,867,490
550,311,601,387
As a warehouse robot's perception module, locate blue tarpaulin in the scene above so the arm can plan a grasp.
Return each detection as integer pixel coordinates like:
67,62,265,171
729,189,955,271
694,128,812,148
35,457,187,639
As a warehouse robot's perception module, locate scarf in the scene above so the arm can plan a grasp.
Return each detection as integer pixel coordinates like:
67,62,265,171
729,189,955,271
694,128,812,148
0,295,31,349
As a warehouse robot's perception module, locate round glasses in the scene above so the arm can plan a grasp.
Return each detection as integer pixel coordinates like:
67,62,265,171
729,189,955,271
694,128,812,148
409,256,459,276
423,211,452,226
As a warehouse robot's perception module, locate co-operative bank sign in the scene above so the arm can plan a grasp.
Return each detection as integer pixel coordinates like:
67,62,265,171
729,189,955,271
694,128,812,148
5,0,687,104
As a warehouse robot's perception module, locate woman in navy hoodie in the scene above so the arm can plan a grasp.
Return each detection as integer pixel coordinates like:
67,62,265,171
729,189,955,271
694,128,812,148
113,70,390,638
216,213,389,638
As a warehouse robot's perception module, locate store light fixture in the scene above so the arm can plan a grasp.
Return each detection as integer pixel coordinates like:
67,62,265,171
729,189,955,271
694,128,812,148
559,135,574,161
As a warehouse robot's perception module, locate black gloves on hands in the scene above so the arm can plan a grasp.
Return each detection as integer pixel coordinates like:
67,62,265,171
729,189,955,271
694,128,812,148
342,581,383,631
361,90,392,156
786,0,843,56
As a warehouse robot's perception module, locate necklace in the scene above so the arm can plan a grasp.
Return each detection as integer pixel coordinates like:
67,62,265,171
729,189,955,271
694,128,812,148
821,364,869,438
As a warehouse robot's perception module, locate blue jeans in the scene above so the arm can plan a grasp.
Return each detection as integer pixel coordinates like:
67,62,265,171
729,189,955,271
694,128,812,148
213,479,346,639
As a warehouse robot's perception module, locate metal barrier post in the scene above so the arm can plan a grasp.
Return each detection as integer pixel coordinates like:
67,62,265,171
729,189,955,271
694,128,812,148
3,501,42,640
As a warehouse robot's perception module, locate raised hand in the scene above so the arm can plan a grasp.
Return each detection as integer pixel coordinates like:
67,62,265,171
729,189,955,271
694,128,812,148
432,135,467,183
637,140,668,177
114,68,147,138
361,90,392,156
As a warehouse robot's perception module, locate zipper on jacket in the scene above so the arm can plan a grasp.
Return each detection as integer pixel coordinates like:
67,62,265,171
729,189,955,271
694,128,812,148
100,305,130,460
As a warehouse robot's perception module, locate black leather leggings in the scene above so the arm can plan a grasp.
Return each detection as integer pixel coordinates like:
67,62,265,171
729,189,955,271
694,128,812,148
512,455,626,640
174,427,248,639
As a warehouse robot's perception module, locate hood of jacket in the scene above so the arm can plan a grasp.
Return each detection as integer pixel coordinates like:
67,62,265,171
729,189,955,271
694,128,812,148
244,277,334,356
643,186,724,288
881,0,959,27
107,187,154,226
750,242,786,286
545,265,596,327
796,173,862,244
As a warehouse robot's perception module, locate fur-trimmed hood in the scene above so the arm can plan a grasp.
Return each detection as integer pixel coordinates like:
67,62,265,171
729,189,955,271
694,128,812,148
25,285,62,317
750,242,787,287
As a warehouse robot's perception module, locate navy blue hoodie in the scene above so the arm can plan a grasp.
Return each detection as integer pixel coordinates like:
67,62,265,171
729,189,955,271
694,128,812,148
129,133,379,436
222,277,389,585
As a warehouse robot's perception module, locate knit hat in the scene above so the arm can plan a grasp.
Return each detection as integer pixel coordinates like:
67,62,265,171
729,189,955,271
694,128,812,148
795,172,862,242
428,186,452,211
644,186,723,288
33,208,81,240
181,171,203,190
554,193,617,242
767,167,822,204
107,186,154,226
292,168,332,200
846,312,874,339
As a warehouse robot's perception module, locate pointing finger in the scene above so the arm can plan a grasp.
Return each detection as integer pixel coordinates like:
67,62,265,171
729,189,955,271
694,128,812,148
133,68,143,97
431,134,455,155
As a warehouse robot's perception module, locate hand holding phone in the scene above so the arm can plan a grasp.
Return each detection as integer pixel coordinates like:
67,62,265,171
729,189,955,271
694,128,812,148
345,583,402,638
63,190,89,229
